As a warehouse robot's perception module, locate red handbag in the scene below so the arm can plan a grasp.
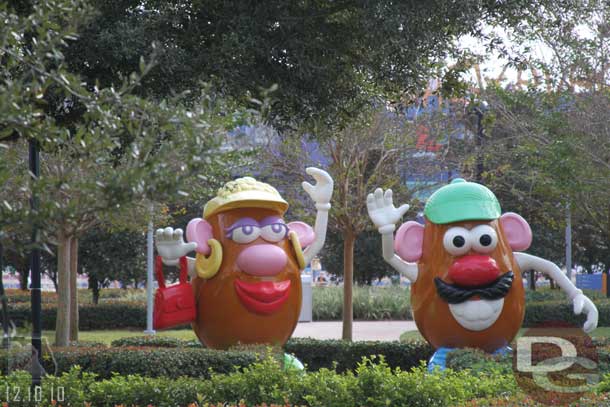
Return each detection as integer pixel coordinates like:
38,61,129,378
153,256,196,330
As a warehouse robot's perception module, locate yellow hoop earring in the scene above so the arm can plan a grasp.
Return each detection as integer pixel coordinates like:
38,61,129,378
195,239,223,279
289,231,306,270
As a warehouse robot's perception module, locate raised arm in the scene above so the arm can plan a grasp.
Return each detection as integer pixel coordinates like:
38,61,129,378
301,167,333,265
514,252,598,332
367,188,418,283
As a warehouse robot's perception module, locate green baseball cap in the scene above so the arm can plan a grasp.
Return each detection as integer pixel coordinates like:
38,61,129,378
424,178,501,224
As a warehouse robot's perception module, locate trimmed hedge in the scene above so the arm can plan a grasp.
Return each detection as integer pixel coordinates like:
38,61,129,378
4,346,259,379
6,292,609,330
6,288,145,304
8,301,191,330
111,335,194,348
285,338,434,372
109,336,434,374
523,299,610,327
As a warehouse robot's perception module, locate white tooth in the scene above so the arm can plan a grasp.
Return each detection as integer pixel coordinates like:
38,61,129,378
449,299,504,331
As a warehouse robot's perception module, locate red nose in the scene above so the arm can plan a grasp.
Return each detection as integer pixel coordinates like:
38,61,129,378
447,255,500,287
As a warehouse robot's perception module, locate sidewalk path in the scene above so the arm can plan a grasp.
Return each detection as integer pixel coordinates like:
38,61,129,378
292,320,417,341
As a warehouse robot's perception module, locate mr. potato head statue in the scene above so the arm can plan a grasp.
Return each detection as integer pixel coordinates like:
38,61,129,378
367,179,598,369
155,168,333,349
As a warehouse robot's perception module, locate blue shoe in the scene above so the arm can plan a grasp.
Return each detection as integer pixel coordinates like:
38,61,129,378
492,345,512,356
283,353,304,371
427,347,454,372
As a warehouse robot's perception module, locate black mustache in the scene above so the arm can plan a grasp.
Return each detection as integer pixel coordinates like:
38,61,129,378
434,271,514,304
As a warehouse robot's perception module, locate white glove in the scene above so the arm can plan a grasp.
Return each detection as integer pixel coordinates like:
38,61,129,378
155,227,197,266
366,188,409,233
572,293,598,333
302,167,333,208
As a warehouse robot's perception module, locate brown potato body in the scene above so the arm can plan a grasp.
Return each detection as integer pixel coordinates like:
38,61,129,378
191,208,302,349
411,219,525,352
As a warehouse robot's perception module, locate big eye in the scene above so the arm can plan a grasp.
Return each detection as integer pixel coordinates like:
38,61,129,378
230,225,261,244
443,227,471,256
260,223,288,242
471,224,498,253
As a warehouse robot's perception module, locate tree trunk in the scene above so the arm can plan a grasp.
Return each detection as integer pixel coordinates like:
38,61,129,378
69,237,79,342
342,230,355,341
19,267,28,290
48,272,58,292
55,233,71,347
528,270,536,291
90,275,100,305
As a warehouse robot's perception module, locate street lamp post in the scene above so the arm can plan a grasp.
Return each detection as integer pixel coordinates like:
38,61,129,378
0,243,10,349
28,139,42,387
144,212,155,335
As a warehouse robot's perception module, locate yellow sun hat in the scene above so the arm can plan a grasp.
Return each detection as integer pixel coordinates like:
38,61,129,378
203,176,289,219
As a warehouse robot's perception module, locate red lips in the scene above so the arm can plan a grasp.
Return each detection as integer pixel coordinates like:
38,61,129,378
234,279,291,315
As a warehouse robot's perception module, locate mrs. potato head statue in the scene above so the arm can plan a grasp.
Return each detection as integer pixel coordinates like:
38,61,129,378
366,179,598,369
155,168,333,349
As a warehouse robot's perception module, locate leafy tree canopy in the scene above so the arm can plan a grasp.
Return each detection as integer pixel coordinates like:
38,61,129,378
60,0,588,126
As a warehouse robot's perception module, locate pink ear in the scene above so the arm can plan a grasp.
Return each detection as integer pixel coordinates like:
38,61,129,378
394,221,425,262
287,221,315,248
186,218,213,255
500,212,532,251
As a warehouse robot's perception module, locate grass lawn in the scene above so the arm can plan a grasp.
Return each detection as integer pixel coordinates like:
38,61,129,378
399,326,610,342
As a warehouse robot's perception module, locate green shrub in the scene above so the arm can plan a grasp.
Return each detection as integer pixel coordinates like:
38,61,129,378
5,289,58,304
5,286,608,331
522,298,610,327
284,338,433,372
0,356,520,407
5,288,140,304
111,335,190,348
0,346,259,380
8,301,191,330
524,288,605,302
313,285,411,320
445,348,512,375
93,336,435,375
446,345,610,376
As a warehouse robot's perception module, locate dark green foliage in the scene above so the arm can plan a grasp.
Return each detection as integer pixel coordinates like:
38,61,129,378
80,229,147,303
63,0,558,126
8,301,159,330
110,336,434,374
446,344,609,376
284,338,433,372
108,335,435,375
321,231,397,284
525,288,606,302
0,356,520,407
446,348,513,375
5,291,609,330
2,346,259,380
523,299,610,327
111,335,191,348
312,285,411,320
